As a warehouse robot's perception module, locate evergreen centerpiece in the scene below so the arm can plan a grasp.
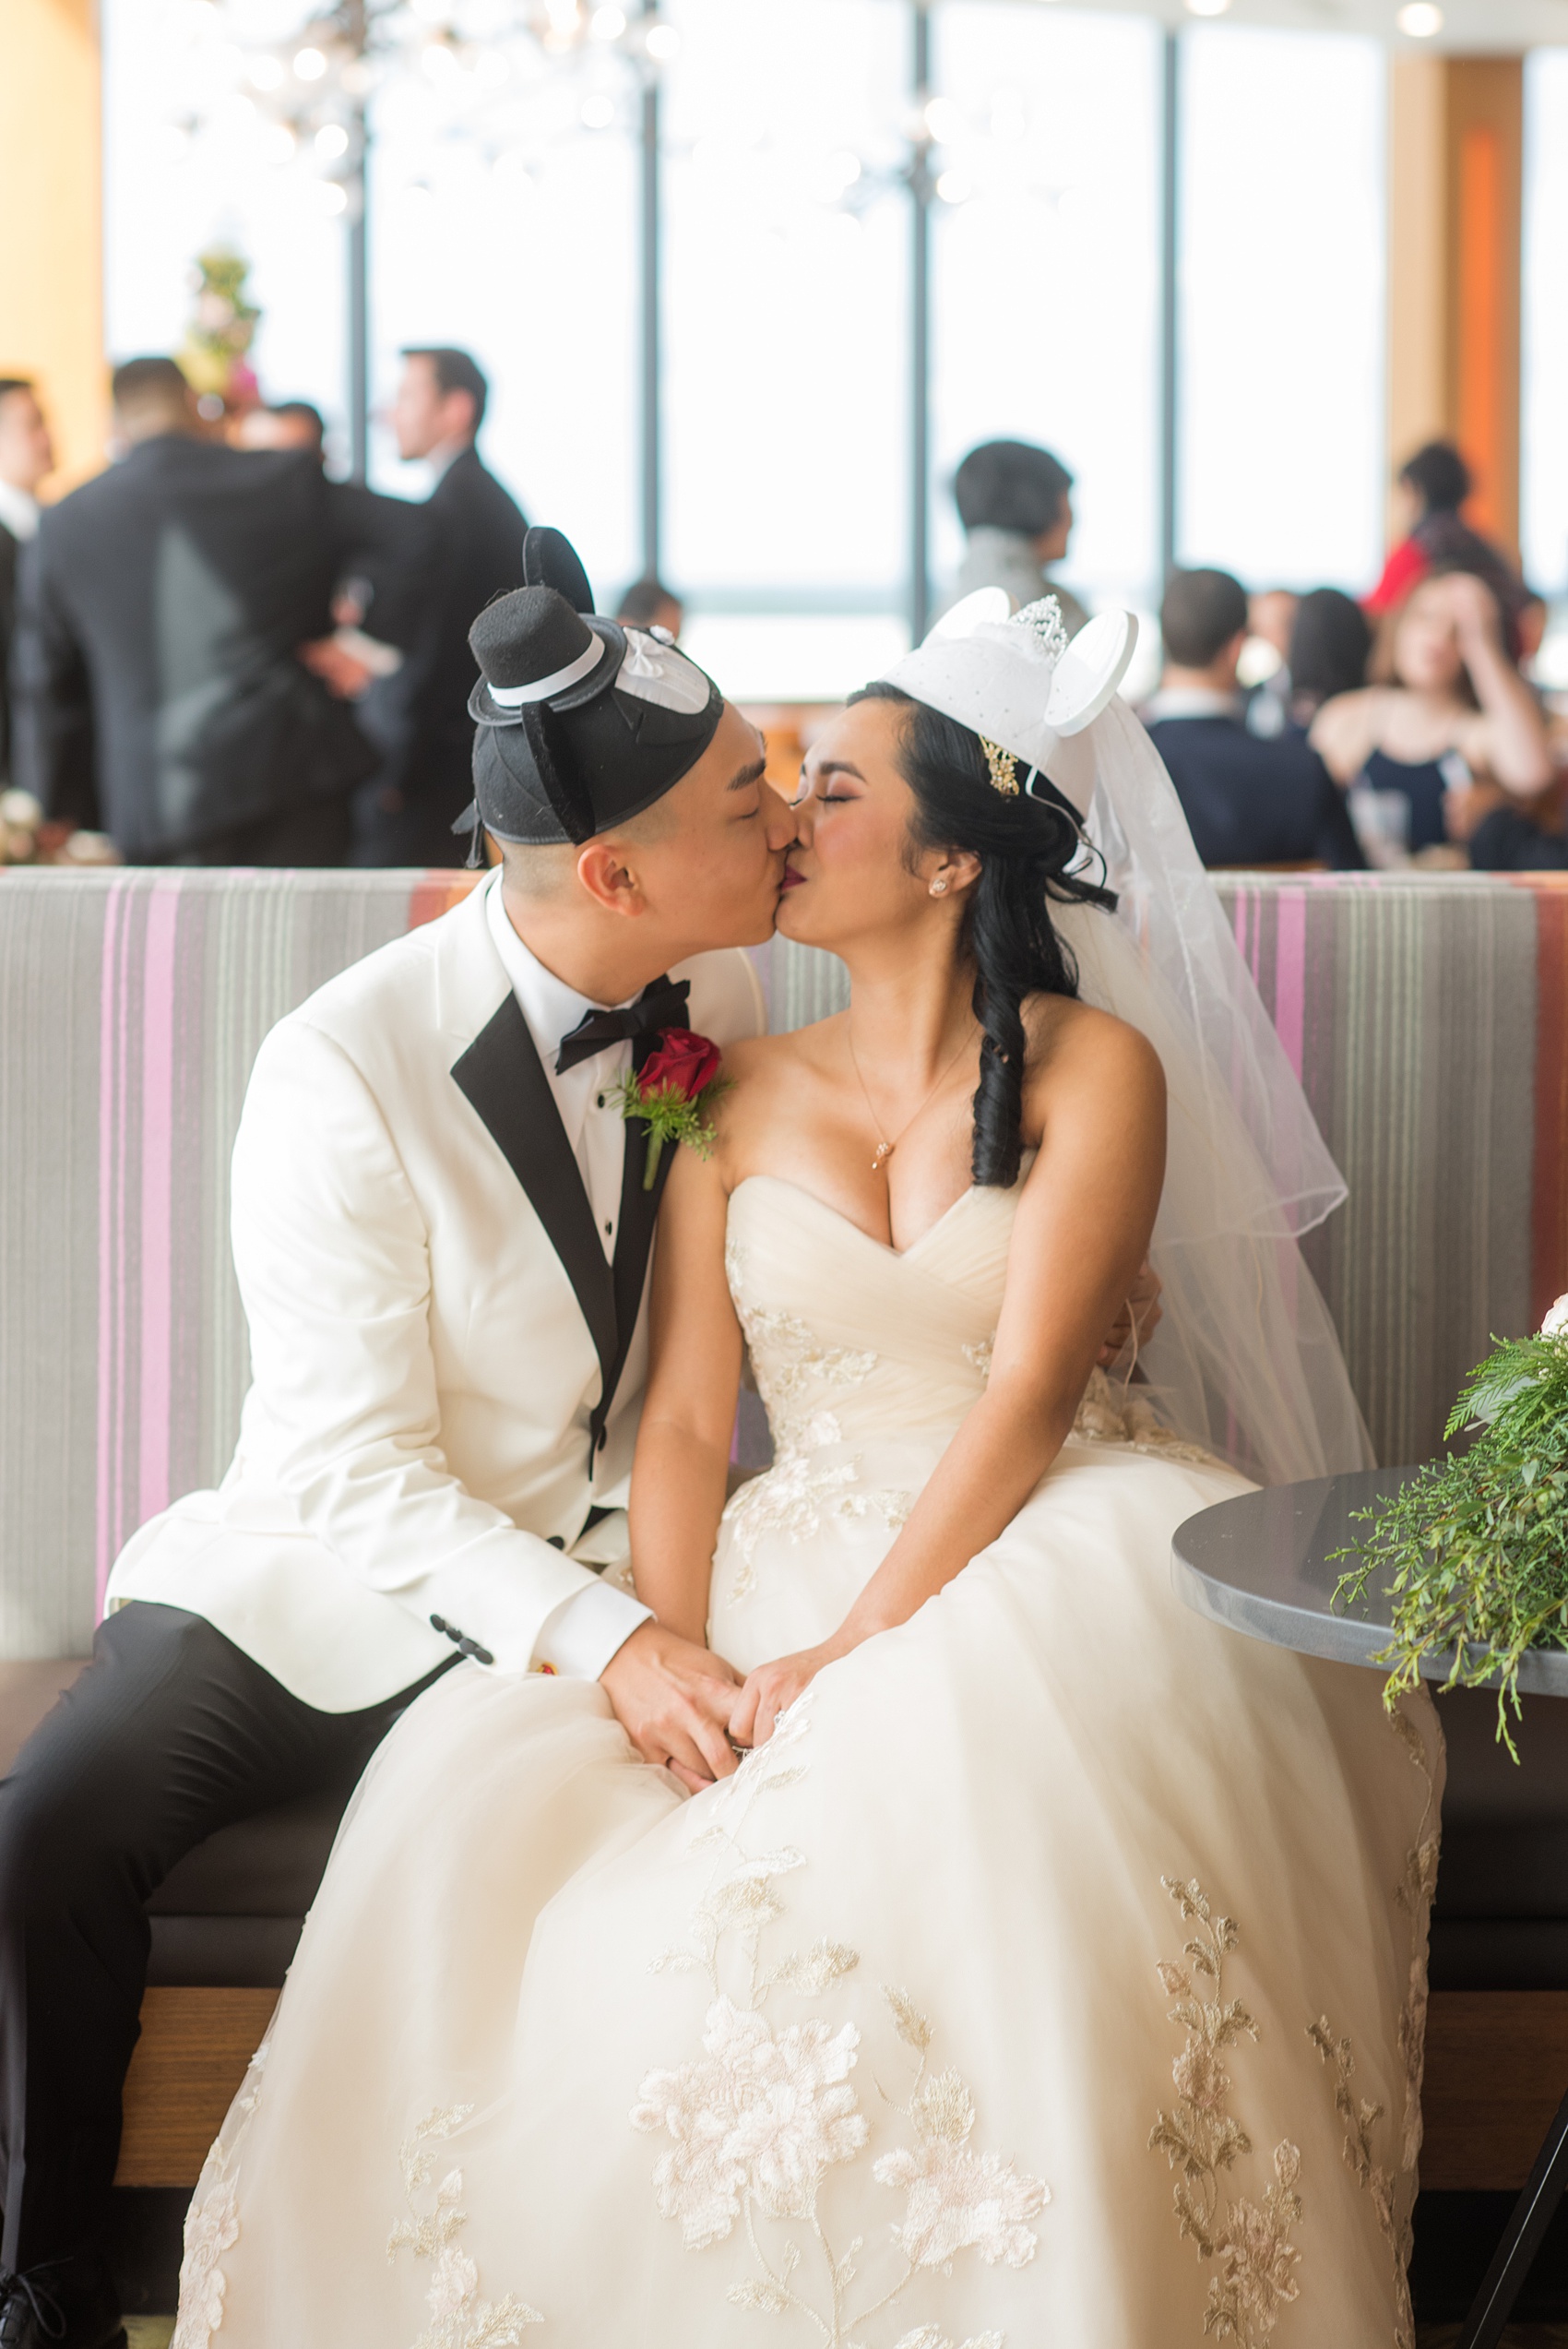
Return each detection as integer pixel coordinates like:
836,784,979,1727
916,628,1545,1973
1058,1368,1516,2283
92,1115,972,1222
1334,1298,1568,1754
612,1029,731,1190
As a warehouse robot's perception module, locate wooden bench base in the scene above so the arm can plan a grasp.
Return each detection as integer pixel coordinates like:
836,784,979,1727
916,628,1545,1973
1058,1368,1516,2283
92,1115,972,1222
113,1985,1568,2194
116,1988,278,2188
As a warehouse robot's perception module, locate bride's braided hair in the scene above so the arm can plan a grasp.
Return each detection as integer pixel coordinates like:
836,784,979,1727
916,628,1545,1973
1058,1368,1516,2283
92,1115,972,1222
849,682,1115,1190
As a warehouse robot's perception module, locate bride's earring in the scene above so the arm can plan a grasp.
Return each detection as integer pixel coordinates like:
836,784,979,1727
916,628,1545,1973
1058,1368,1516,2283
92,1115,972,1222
930,876,949,897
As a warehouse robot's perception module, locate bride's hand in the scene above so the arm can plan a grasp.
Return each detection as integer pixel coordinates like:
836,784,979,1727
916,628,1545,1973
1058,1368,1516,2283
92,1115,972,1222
729,1642,841,1751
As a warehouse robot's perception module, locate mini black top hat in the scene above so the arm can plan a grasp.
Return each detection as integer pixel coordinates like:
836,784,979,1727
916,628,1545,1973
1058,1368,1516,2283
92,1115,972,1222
461,526,722,851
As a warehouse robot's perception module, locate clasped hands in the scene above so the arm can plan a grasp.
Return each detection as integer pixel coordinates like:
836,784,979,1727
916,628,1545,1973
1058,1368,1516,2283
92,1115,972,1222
599,1619,837,1794
602,1258,1167,1788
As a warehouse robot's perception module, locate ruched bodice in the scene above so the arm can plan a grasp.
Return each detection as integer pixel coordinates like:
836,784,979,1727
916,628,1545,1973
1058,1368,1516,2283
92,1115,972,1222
724,1174,1010,1452
714,1173,1218,1662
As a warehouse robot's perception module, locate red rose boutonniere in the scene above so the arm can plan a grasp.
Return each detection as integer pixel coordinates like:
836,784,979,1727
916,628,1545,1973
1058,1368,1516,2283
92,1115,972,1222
612,1027,732,1190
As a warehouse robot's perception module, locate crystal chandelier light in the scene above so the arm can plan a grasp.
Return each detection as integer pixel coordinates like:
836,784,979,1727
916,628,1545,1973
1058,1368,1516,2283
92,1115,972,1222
183,0,678,215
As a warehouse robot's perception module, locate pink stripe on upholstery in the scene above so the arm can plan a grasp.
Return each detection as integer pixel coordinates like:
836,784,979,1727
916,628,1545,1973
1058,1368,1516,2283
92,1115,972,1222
1272,889,1307,1080
95,882,127,1614
137,885,181,1534
1232,887,1260,982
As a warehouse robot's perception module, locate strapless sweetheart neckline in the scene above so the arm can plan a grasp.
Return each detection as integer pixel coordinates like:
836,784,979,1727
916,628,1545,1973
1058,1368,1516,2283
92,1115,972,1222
728,1171,986,1261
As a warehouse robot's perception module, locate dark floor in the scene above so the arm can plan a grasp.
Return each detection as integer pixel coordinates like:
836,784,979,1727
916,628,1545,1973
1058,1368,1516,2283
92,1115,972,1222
1417,2333,1568,2345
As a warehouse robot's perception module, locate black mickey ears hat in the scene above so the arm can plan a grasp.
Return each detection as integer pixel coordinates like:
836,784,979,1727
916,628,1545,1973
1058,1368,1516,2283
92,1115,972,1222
459,525,723,852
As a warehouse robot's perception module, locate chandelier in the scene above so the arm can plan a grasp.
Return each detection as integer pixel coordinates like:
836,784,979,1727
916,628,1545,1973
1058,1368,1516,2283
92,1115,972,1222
182,0,678,215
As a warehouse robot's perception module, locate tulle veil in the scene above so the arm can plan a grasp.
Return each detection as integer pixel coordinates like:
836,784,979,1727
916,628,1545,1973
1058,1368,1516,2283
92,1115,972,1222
1026,694,1371,1484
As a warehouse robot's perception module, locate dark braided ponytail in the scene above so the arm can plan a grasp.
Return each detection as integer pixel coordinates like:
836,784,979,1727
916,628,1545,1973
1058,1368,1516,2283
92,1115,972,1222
849,682,1115,1189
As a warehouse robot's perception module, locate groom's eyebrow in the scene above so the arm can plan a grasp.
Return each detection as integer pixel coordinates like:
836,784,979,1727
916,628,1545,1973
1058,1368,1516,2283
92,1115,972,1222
727,757,767,793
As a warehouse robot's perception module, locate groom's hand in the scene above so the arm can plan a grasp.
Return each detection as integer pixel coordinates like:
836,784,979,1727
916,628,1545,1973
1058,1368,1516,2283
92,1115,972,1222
600,1621,742,1793
1099,1258,1162,1365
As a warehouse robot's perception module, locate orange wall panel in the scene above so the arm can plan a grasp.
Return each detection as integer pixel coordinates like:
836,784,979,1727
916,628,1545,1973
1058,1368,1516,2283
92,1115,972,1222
0,0,105,494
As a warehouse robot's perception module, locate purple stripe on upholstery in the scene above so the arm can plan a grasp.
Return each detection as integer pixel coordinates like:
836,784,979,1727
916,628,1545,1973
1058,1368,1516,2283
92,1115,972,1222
1273,889,1307,1081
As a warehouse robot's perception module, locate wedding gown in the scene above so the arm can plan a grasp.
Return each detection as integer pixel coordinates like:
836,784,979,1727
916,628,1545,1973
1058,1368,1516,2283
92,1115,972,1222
174,1173,1441,2349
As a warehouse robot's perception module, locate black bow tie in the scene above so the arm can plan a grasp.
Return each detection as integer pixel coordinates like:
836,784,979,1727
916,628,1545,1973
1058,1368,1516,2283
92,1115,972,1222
554,977,692,1075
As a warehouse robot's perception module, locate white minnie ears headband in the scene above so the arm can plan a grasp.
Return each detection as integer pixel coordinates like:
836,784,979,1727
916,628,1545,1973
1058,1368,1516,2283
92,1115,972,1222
878,590,1137,816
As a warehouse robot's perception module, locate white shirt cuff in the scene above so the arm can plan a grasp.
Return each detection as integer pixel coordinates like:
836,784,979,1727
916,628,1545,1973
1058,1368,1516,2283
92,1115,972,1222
531,1577,652,1681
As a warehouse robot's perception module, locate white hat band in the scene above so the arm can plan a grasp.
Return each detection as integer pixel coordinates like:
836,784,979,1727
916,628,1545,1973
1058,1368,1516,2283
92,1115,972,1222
485,635,606,707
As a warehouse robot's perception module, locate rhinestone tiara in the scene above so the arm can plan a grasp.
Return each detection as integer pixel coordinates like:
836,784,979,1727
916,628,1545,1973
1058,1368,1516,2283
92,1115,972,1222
1008,595,1069,668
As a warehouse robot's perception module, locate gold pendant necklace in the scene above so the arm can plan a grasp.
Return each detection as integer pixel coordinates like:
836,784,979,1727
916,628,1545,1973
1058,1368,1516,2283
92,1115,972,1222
846,1021,974,1176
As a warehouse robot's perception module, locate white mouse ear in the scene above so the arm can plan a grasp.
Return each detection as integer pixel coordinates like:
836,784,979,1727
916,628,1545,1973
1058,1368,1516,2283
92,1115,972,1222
924,587,1011,643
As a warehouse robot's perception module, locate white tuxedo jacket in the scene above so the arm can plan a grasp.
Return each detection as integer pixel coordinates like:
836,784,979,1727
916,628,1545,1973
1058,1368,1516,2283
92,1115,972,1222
104,882,766,1710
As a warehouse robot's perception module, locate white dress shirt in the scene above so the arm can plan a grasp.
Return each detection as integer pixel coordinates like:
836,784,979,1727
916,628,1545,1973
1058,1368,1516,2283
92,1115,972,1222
483,872,657,1680
1138,686,1245,725
0,480,40,543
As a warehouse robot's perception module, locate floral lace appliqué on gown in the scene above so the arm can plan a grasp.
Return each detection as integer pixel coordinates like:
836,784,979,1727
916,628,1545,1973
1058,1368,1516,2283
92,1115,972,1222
632,1697,1048,2344
172,2045,268,2349
1149,1876,1303,2348
387,2107,542,2347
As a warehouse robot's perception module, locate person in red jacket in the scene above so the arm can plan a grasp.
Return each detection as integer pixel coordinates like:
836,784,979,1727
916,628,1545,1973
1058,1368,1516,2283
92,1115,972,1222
1367,440,1530,650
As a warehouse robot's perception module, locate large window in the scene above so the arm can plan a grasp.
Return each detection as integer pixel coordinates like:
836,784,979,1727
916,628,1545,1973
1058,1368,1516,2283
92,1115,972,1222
661,0,911,698
102,0,1405,697
1524,48,1568,606
367,61,639,593
1177,25,1386,595
931,6,1162,613
103,0,347,447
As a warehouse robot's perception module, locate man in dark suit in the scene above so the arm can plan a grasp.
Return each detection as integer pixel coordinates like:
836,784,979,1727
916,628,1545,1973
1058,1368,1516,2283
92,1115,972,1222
1143,567,1364,871
10,358,414,865
351,347,528,866
0,378,55,789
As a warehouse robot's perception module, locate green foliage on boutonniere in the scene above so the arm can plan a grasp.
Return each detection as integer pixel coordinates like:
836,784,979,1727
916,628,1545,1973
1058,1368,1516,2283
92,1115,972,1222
611,1027,733,1191
1333,1321,1568,1755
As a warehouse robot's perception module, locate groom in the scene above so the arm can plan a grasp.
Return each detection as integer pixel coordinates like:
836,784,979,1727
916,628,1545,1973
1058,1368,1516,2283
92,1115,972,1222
0,530,790,2346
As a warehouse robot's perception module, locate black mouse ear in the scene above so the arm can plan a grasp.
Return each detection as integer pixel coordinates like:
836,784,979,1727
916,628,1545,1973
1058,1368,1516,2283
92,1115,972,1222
522,526,595,616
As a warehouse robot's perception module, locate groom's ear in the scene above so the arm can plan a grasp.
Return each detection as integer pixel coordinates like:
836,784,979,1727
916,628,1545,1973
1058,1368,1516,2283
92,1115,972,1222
574,837,647,919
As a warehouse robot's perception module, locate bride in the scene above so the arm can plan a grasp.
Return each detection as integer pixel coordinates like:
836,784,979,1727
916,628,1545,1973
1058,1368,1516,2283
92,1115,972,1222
174,598,1439,2348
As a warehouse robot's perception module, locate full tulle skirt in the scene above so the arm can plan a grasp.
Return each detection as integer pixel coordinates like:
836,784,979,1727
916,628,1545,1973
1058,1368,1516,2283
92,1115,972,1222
173,1426,1437,2349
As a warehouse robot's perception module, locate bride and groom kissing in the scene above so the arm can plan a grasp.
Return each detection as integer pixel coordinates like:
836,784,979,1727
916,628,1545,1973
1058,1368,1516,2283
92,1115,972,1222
0,529,1438,2347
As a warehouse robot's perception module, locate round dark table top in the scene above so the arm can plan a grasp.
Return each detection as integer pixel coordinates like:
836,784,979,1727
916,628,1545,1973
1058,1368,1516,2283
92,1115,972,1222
1171,1466,1568,1696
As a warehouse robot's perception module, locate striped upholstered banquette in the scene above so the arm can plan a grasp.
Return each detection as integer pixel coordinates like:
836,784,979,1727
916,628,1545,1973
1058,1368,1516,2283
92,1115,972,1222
3,864,1568,1658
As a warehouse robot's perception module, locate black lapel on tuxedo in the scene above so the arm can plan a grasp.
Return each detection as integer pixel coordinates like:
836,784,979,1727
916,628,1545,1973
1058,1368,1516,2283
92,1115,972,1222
451,995,617,1398
590,1038,678,1458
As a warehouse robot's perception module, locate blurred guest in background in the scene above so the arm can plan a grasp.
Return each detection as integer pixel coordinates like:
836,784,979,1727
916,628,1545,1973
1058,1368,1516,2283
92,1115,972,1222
1286,589,1372,731
11,357,412,864
0,376,54,786
352,345,527,866
1144,566,1363,869
234,399,327,458
1241,587,1299,739
1366,440,1531,647
1312,567,1551,866
942,437,1088,636
1249,589,1298,669
615,574,684,640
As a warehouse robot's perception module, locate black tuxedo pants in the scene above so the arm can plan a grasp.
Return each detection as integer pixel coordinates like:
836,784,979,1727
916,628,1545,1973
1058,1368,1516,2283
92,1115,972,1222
0,1601,447,2271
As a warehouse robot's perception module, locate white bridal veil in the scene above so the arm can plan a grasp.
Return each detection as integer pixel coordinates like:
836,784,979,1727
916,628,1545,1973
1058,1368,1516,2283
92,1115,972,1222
881,597,1374,1486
